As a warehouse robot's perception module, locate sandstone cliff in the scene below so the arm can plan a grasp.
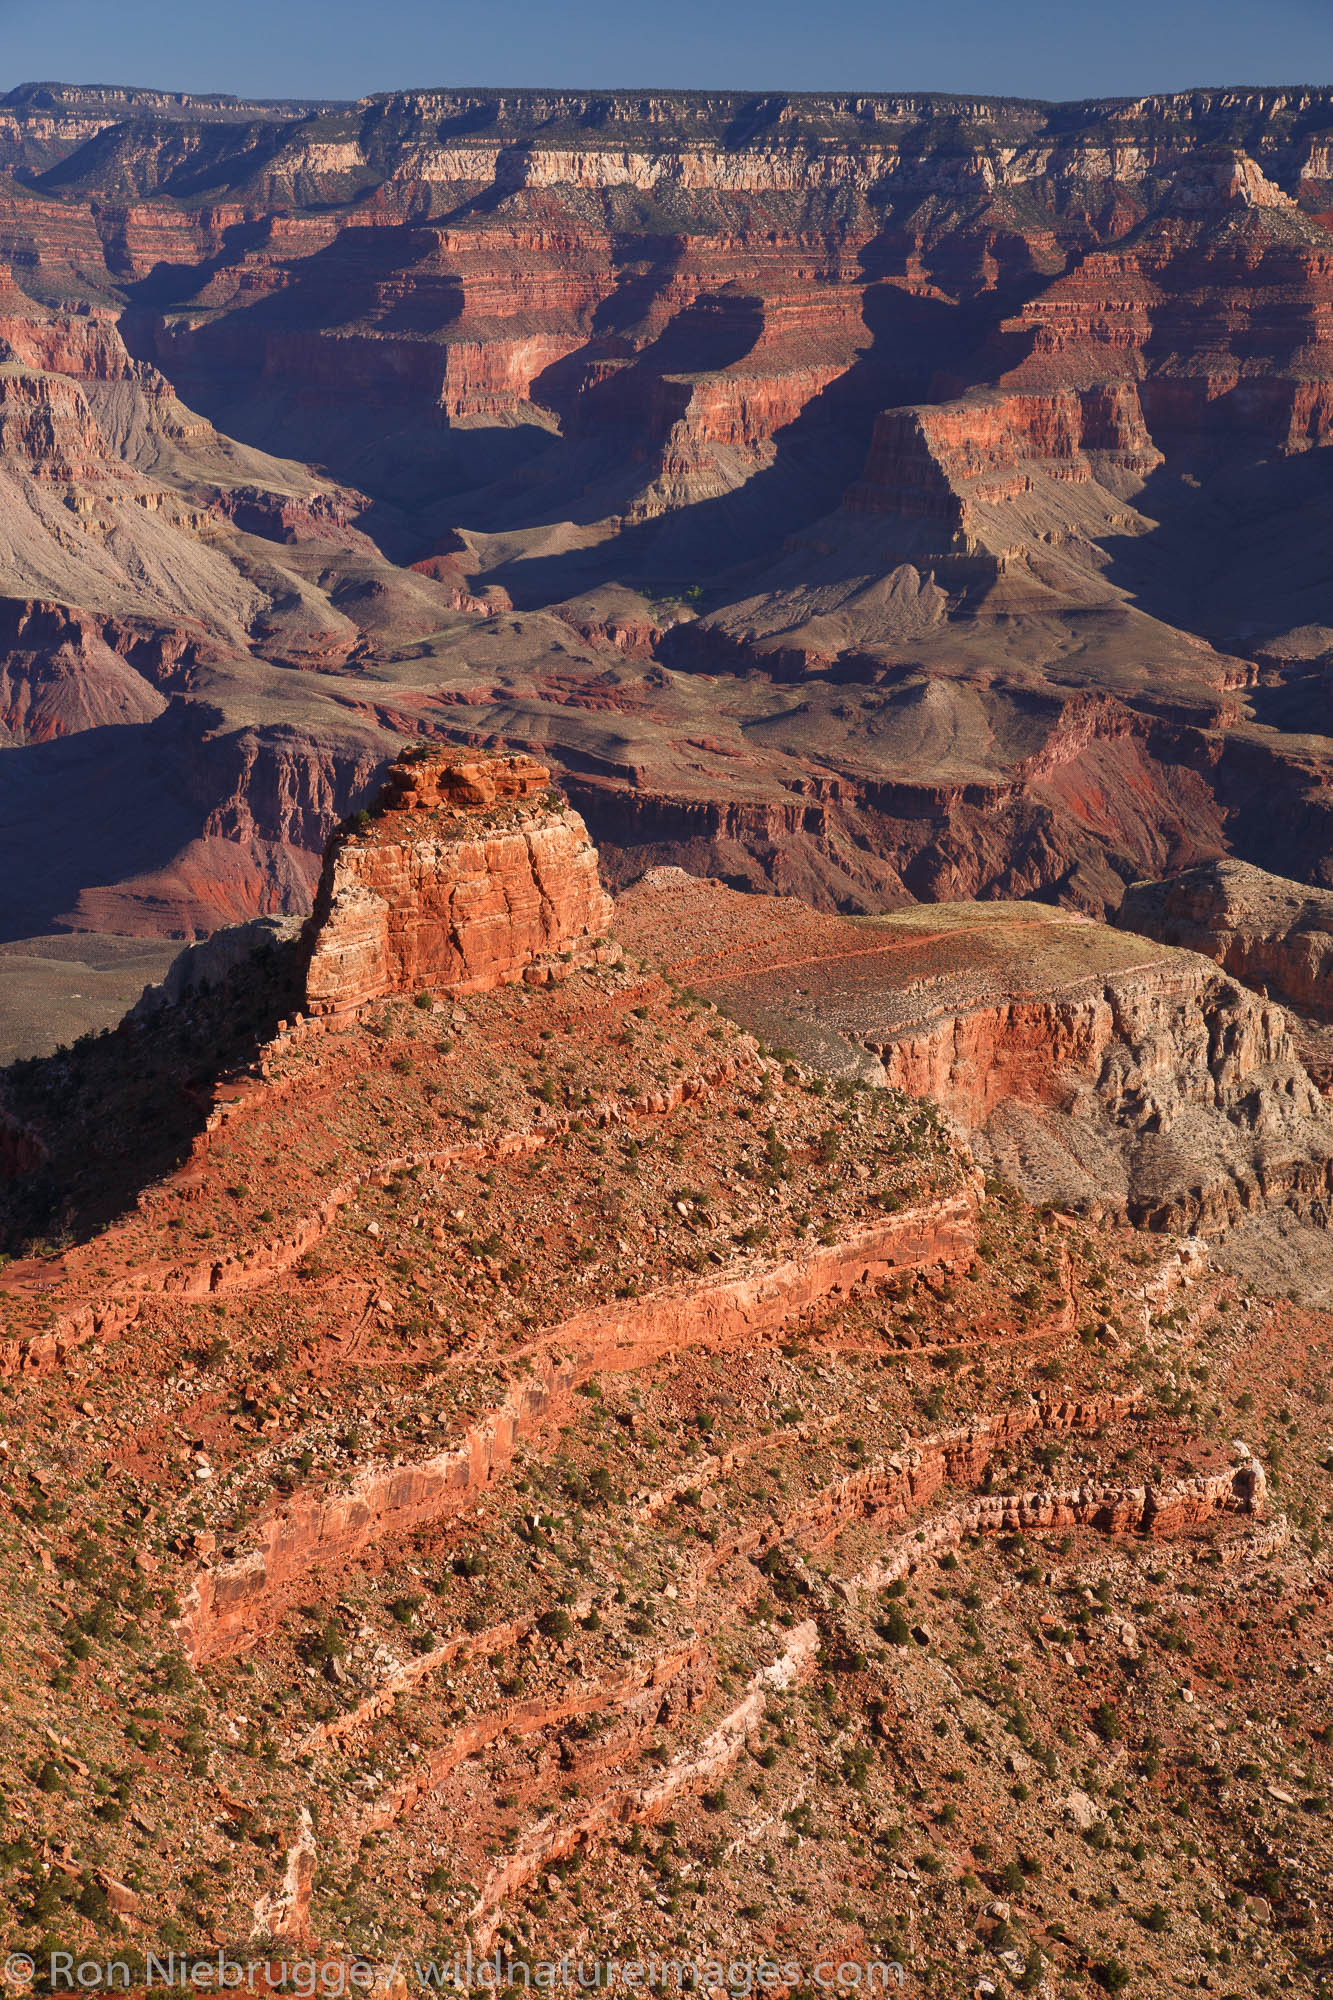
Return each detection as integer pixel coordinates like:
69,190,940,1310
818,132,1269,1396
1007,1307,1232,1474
302,750,613,1014
617,869,1333,1233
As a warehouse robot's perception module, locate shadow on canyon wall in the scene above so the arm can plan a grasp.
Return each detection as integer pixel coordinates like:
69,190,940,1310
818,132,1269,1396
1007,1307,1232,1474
1100,441,1333,665
118,214,1036,597
0,720,207,942
471,269,1011,608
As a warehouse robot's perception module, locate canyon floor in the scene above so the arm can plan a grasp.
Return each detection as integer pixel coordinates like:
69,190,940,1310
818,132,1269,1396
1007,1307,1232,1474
0,749,1332,1999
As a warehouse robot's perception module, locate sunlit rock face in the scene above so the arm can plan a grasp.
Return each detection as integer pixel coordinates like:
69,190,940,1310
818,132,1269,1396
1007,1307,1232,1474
303,751,613,1014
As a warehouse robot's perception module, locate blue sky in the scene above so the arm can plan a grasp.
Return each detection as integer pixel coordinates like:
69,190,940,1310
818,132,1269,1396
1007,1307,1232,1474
0,0,1330,104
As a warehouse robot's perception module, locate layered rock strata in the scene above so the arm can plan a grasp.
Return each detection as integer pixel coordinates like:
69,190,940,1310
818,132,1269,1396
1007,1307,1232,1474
302,750,613,1014
617,869,1333,1228
10,90,1333,962
0,792,1309,1976
180,1188,981,1663
1118,859,1333,1021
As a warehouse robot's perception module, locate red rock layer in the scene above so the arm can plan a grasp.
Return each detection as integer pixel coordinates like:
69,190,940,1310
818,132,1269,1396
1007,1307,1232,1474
848,383,1162,525
302,751,613,1014
995,222,1333,448
179,1188,981,1663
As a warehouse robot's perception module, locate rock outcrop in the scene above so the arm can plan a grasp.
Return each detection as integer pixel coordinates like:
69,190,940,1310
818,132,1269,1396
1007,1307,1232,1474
0,735,1325,1982
466,1622,820,1952
130,914,304,1017
302,751,613,1015
1117,859,1333,1021
6,90,1333,969
6,82,1333,1963
617,870,1333,1229
179,1188,981,1663
872,936,1333,1230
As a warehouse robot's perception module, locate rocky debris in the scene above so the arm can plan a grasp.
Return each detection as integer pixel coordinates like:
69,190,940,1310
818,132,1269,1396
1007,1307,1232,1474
5,86,1333,1988
180,1188,981,1663
303,750,613,1015
250,1807,316,1941
467,1621,820,1951
0,906,1328,1985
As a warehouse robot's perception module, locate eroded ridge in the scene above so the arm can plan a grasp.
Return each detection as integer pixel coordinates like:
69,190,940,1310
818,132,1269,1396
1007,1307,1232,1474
182,1189,981,1664
0,758,1330,1992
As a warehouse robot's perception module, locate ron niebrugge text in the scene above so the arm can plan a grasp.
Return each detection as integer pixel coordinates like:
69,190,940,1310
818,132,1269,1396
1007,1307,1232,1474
26,1951,908,1995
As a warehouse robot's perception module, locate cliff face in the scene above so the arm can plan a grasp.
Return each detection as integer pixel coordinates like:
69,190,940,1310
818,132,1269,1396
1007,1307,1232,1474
2,670,1331,1979
302,751,613,1013
617,869,1333,1232
1117,859,1333,1020
876,948,1333,1230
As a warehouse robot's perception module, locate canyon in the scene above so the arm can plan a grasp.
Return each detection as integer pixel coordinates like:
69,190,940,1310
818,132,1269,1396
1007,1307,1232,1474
5,84,1333,1040
4,69,1333,1997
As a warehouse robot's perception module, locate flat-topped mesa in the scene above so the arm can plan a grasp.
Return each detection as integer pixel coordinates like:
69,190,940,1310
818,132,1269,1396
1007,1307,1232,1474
303,750,614,1016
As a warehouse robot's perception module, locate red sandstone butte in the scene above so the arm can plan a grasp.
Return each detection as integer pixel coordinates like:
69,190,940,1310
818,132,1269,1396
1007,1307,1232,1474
302,750,613,1014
